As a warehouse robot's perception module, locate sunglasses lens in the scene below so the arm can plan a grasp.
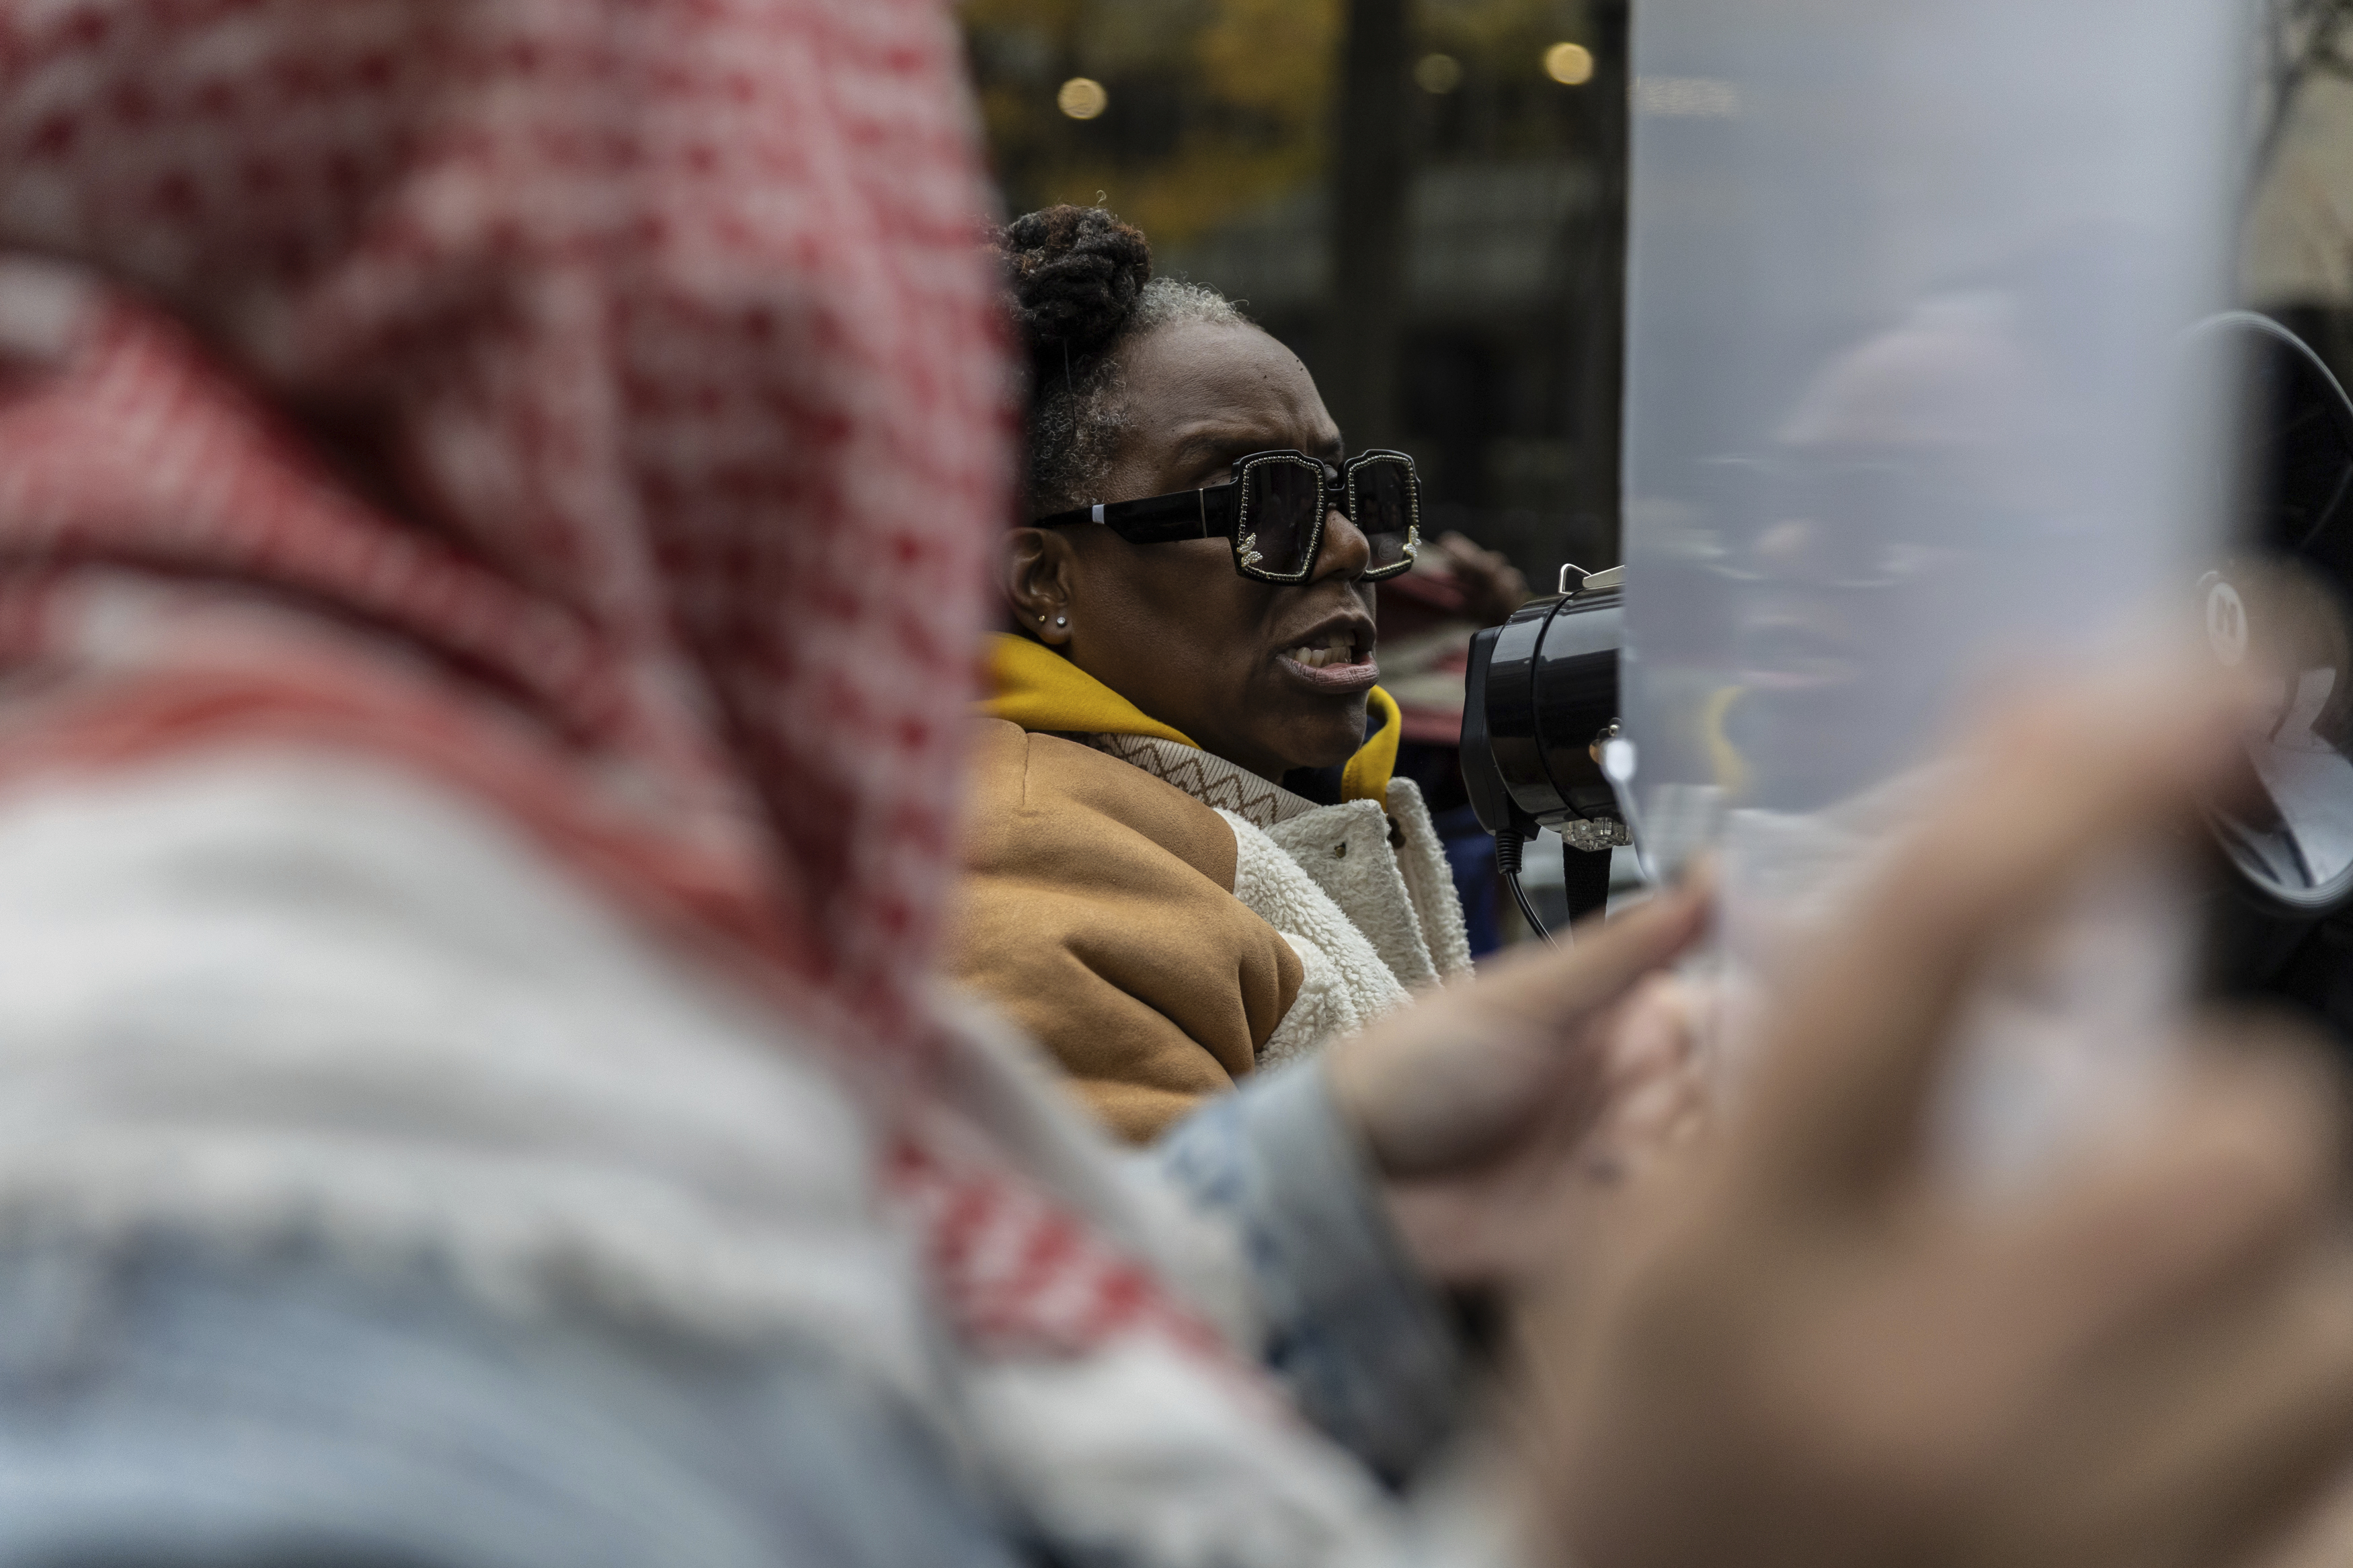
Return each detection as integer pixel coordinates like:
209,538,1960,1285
1351,458,1419,573
1240,460,1324,577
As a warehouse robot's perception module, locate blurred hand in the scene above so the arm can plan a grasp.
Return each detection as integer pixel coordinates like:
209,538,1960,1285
1324,889,1711,1290
1436,531,1532,626
1523,679,2353,1568
2258,1475,2353,1568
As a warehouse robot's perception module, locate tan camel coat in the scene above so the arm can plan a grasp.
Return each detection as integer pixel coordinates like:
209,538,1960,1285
949,717,1473,1140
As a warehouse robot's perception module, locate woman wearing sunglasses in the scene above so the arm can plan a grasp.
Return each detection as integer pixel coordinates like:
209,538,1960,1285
952,206,1479,1141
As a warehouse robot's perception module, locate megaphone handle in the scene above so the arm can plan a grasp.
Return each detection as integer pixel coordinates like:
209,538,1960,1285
1564,841,1613,924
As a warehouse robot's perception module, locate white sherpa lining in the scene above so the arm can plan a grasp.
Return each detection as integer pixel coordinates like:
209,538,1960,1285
1224,811,1411,1070
1265,800,1439,994
1220,777,1474,1069
1385,778,1476,981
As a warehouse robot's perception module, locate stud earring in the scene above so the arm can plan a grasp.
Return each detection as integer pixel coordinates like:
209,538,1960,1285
1055,616,1068,628
1037,614,1047,623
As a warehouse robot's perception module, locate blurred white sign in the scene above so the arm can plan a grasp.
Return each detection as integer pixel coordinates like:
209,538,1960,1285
1618,0,2243,1183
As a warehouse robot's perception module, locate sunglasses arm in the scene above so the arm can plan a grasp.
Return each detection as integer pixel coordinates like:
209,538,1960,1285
1031,483,1240,545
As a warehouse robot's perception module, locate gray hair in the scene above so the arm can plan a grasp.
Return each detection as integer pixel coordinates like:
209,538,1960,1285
1027,277,1252,516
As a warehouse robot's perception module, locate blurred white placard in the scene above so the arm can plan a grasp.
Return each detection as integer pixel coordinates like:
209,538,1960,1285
1618,1,2241,1177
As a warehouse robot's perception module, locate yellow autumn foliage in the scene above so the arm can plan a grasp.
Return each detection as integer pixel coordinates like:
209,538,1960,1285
961,0,1583,245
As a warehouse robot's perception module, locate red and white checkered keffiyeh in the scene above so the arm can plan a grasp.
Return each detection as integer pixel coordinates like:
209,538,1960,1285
0,0,1222,1363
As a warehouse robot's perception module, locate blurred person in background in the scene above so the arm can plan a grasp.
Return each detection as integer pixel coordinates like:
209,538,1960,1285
0,6,2347,1568
1713,243,2161,818
1381,531,1529,958
959,205,1536,1141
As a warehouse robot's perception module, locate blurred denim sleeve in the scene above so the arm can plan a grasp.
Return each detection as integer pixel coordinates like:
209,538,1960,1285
1151,1061,1468,1483
0,1245,1023,1568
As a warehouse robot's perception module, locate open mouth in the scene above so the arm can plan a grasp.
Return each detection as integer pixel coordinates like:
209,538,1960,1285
1275,622,1379,692
1280,628,1367,669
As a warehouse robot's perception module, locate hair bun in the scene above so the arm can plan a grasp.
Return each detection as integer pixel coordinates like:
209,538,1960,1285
997,205,1152,364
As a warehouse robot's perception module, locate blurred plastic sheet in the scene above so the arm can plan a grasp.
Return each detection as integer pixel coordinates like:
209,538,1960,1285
1618,0,2241,1180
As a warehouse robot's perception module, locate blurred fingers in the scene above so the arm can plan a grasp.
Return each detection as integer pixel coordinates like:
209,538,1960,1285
1740,675,2250,1206
2244,1469,2353,1568
2069,1253,2353,1568
1435,531,1529,618
1991,1037,2344,1372
1326,878,1708,1178
1470,868,1714,1031
2036,1034,2353,1568
1437,530,1498,567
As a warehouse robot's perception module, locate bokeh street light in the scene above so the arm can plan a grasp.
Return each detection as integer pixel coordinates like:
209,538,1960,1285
1057,77,1108,120
1414,52,1463,94
1544,42,1595,86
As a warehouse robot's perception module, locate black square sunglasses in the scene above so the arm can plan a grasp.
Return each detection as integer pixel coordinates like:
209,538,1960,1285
1032,448,1423,583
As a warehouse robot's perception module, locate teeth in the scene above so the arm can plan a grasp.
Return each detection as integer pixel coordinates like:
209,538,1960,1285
1284,638,1358,669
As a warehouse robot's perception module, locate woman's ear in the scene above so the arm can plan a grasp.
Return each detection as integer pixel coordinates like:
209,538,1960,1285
1003,528,1078,647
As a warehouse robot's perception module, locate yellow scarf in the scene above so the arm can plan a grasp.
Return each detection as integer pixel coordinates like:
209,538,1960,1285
981,632,1400,803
